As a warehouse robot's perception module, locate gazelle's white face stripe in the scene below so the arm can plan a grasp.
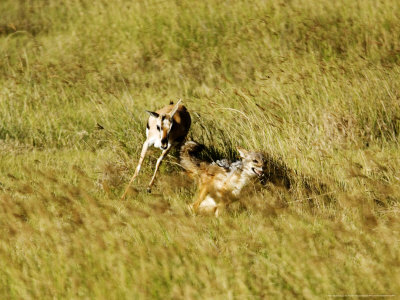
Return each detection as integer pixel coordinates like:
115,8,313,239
144,100,189,151
162,118,172,133
151,114,173,150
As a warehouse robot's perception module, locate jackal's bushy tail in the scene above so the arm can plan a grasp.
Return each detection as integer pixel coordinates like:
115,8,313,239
180,141,206,176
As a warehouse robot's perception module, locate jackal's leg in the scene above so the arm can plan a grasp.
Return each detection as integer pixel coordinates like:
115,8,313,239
214,204,224,217
192,185,209,212
121,141,149,199
147,147,171,192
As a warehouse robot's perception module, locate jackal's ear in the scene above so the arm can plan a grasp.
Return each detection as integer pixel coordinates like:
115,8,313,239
237,147,249,158
170,99,182,117
145,110,159,118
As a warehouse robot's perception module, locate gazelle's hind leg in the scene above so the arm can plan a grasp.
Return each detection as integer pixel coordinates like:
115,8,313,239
121,141,149,199
147,147,171,192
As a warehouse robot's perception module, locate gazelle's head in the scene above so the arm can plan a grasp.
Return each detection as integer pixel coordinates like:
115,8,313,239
146,100,181,150
237,147,265,178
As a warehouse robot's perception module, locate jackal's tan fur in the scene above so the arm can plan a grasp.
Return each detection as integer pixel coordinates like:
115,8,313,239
180,141,265,216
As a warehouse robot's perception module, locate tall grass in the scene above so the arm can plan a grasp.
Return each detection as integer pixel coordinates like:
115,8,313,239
0,0,399,298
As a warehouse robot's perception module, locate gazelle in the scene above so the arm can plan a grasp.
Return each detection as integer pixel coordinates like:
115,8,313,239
121,100,191,199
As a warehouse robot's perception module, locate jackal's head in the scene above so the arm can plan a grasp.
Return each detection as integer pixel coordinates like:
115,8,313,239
146,100,181,150
237,148,265,178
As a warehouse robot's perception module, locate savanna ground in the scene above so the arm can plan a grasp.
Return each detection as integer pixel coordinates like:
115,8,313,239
1,0,400,298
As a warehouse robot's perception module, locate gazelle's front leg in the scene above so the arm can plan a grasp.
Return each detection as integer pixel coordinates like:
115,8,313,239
121,141,149,199
147,147,171,192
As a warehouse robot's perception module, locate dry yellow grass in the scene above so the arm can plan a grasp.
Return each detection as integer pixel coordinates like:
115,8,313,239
0,0,400,298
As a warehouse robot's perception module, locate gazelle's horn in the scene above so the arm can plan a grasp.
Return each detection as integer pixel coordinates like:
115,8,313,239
170,99,182,117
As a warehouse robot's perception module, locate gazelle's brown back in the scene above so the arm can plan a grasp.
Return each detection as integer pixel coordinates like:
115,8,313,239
146,102,191,152
154,104,191,143
170,105,191,142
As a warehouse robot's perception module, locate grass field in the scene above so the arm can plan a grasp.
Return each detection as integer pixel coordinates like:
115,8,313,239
1,0,400,298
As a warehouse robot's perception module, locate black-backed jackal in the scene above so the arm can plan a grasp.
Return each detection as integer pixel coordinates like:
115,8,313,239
121,100,191,199
180,141,265,216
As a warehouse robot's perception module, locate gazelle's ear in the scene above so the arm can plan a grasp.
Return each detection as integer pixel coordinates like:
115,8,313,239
237,147,248,158
145,110,159,118
170,99,182,117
